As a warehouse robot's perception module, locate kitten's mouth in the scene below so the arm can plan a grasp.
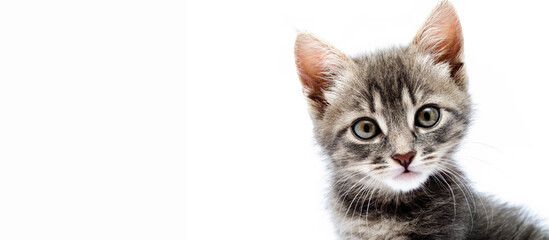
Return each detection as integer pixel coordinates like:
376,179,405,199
381,167,430,192
394,170,422,181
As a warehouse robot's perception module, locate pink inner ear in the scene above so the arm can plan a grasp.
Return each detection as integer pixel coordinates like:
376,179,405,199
414,1,463,64
296,49,326,89
294,34,334,91
294,33,349,116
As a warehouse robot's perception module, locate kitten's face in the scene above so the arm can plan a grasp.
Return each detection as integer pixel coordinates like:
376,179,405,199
317,49,471,193
295,2,469,193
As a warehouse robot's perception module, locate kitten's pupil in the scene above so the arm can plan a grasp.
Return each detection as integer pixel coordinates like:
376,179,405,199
423,112,430,120
363,124,371,133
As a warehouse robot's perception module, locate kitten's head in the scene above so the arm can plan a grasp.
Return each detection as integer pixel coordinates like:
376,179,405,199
295,1,471,193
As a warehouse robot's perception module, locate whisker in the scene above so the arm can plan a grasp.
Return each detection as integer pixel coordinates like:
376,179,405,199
365,188,377,237
437,168,474,232
354,182,376,238
433,172,457,223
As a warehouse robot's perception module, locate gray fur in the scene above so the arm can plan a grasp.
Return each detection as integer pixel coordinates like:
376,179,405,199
294,2,549,240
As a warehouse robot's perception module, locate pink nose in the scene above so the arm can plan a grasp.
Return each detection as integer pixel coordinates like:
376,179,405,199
391,151,416,169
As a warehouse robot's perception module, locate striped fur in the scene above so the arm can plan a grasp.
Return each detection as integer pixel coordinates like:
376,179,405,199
295,1,549,239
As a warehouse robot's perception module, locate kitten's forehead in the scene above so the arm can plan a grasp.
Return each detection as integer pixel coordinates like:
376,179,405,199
339,47,463,113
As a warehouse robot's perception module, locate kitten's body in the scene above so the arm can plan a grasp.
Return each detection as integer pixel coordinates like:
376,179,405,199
294,2,549,239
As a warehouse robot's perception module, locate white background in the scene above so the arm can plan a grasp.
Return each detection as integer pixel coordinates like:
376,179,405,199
186,0,549,239
1,0,546,240
0,1,184,240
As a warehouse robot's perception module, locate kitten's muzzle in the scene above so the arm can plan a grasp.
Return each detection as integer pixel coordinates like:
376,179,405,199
391,151,416,171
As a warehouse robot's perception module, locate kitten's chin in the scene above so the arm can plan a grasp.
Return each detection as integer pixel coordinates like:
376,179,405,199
383,170,430,193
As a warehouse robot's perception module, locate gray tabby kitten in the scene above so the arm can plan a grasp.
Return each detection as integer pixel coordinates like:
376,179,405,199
294,1,549,239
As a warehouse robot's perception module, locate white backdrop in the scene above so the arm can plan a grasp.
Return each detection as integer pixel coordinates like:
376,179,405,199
187,0,549,239
0,1,183,240
185,0,549,239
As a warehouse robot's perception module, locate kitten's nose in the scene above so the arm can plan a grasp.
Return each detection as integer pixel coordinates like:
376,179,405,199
391,151,416,169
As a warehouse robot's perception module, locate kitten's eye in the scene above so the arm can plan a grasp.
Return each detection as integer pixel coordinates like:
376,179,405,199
351,118,379,140
415,106,440,128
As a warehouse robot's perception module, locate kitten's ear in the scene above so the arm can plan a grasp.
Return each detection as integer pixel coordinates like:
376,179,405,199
294,33,350,118
413,1,466,88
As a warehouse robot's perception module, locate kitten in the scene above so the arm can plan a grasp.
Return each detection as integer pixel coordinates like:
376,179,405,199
294,1,549,239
